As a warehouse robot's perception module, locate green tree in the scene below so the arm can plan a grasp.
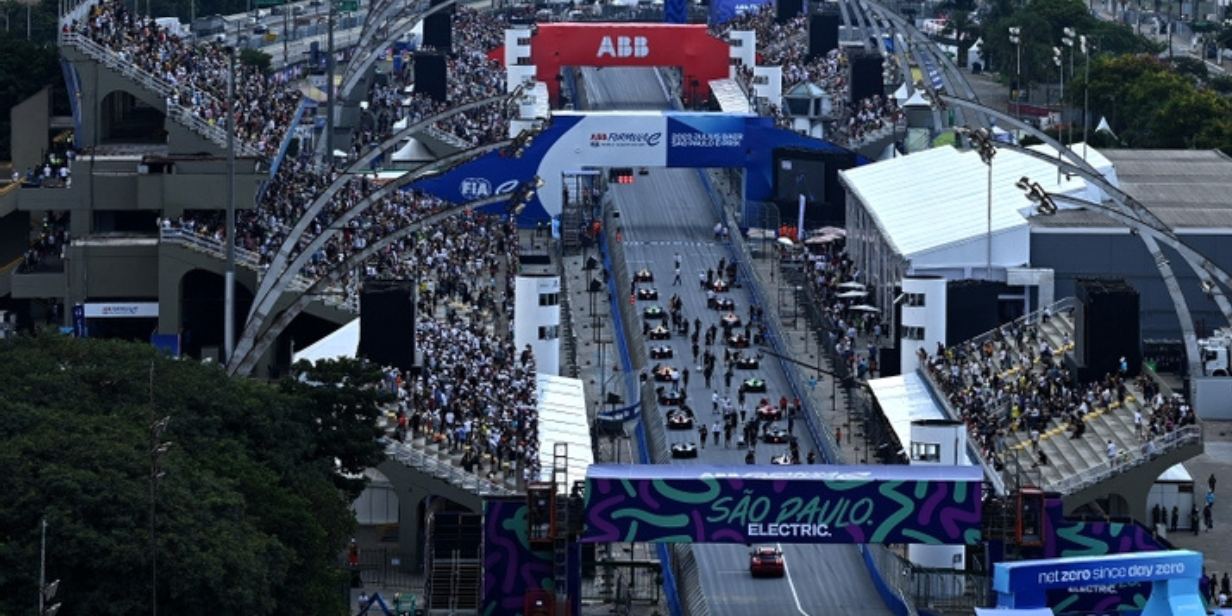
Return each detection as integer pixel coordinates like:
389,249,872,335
941,11,982,68
240,47,272,73
0,333,381,616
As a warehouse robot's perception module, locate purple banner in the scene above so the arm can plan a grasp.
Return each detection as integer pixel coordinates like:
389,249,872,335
482,497,553,616
584,465,983,545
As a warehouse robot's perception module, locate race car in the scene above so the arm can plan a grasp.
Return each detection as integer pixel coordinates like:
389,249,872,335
666,409,694,430
763,428,791,444
670,442,699,459
749,546,785,577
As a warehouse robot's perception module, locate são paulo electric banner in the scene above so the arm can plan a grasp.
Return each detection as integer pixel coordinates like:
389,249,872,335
583,464,983,545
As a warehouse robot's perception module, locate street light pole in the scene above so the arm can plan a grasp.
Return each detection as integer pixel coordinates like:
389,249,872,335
1062,28,1076,146
1081,35,1090,159
1009,27,1022,119
225,45,237,363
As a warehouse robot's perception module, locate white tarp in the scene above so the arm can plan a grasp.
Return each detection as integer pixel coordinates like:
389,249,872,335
865,371,946,451
840,144,1104,273
392,138,435,162
535,373,593,489
293,318,359,364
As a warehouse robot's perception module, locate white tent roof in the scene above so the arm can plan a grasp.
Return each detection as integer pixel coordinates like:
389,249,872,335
293,318,359,364
892,82,910,105
535,373,593,489
865,371,947,451
392,138,435,162
840,144,1099,265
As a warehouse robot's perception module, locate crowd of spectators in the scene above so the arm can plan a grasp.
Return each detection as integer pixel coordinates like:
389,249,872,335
381,212,542,483
68,0,541,483
716,6,903,148
349,7,511,158
73,0,302,157
922,315,1197,471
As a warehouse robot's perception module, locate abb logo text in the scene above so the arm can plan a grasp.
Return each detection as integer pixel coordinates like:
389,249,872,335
597,36,649,58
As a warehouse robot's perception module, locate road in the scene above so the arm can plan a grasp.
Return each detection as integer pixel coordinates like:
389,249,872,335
581,64,895,616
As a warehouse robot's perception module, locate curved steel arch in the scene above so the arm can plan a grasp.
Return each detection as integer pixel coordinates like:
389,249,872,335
231,191,515,375
227,139,511,375
939,94,1232,378
248,99,510,317
864,0,988,129
339,0,460,102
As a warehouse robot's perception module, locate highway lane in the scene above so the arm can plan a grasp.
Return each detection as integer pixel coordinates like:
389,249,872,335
583,65,895,616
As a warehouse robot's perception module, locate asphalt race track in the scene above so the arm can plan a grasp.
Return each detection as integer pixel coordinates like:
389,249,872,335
581,65,894,616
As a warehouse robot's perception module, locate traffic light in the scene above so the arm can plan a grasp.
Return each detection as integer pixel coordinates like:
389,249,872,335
608,167,635,184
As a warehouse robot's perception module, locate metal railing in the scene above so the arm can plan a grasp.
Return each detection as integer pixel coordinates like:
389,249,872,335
1047,425,1203,494
160,227,359,313
423,125,475,151
63,33,264,157
384,442,518,497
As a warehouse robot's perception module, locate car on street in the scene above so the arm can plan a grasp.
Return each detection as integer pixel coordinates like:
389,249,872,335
749,546,785,577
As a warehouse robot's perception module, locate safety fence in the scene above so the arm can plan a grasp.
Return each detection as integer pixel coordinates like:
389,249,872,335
598,196,684,616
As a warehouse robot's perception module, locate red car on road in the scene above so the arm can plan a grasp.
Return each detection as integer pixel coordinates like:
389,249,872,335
749,546,785,577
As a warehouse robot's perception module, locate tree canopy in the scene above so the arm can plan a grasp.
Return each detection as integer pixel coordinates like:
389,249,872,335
0,333,388,616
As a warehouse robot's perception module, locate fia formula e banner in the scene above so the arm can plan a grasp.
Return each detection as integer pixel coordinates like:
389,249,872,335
412,112,773,220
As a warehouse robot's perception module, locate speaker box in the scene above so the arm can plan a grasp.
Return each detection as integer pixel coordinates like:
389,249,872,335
423,0,453,52
849,52,884,104
413,53,448,103
808,12,840,60
359,280,417,372
776,0,803,23
1074,278,1141,380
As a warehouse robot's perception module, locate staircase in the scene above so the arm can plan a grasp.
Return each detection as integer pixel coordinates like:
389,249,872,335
991,309,1203,497
61,33,263,157
159,227,359,313
423,513,483,614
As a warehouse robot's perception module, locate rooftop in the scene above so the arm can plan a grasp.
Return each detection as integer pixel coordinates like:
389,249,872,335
1031,149,1232,231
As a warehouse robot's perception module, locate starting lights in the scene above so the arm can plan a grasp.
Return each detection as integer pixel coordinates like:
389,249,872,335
609,167,635,184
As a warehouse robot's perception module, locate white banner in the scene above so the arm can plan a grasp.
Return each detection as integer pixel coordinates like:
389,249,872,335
83,302,159,318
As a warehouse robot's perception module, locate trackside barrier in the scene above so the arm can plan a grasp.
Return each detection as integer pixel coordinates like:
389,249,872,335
598,203,683,616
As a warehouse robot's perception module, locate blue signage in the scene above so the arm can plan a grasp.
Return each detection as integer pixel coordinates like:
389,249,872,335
72,304,86,338
993,550,1206,616
665,115,749,168
707,0,773,26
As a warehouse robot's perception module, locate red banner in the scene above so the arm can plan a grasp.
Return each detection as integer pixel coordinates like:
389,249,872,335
492,24,731,104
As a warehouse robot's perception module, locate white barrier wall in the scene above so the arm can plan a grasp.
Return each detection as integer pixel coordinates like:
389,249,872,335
514,274,561,375
752,66,782,108
908,420,967,581
900,276,948,374
728,30,755,78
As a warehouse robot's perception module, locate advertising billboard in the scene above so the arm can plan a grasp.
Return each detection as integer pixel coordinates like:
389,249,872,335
583,464,983,545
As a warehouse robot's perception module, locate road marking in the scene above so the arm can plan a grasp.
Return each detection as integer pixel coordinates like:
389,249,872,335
778,543,811,616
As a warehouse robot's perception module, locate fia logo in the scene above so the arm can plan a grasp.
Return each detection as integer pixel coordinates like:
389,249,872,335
459,177,492,199
460,177,522,201
596,36,649,58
